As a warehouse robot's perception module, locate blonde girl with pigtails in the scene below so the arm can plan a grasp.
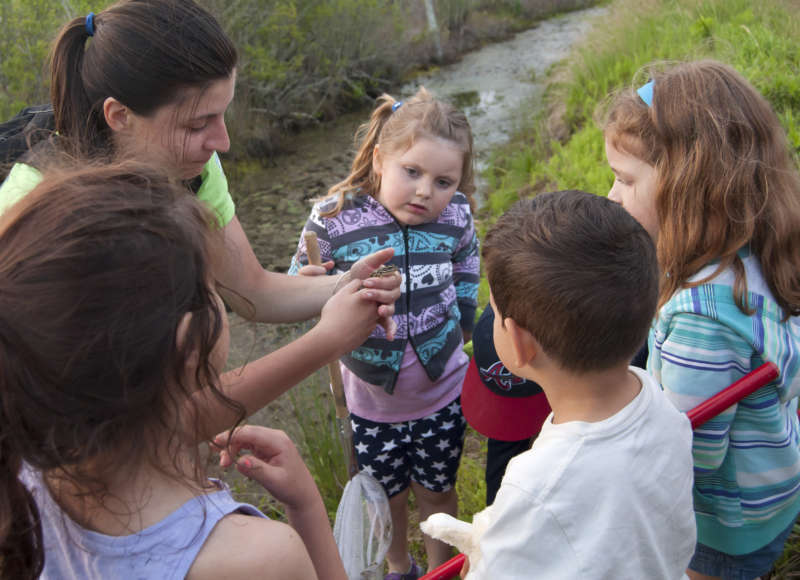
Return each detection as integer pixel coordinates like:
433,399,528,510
291,87,480,579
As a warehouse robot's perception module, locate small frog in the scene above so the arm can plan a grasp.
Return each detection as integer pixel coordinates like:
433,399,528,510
369,264,399,278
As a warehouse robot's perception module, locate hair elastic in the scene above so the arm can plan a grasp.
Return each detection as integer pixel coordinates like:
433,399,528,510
85,12,95,37
637,80,654,107
391,101,403,112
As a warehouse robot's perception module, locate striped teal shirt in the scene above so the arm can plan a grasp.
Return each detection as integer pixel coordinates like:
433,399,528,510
649,253,800,555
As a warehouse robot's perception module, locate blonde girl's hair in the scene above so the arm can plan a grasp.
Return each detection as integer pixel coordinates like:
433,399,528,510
321,86,475,217
601,59,800,318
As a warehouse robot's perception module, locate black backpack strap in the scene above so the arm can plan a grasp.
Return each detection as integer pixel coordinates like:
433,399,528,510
0,104,56,170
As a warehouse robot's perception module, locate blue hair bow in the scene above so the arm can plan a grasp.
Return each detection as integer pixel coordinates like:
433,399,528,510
637,80,654,107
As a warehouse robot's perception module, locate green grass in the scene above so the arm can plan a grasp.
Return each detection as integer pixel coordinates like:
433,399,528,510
481,0,800,222
288,379,351,521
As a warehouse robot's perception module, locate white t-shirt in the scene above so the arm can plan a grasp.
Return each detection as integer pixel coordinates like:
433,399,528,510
473,366,696,579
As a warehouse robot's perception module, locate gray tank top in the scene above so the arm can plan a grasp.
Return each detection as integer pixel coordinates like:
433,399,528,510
21,464,268,579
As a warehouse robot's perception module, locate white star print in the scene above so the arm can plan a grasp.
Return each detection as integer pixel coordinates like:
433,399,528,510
389,483,404,495
414,465,426,475
436,439,449,451
441,420,455,431
391,423,405,432
351,420,358,432
375,453,390,463
432,461,446,471
365,426,380,437
402,434,411,443
435,473,448,484
382,440,398,452
421,429,435,438
427,412,439,421
449,447,461,459
355,442,369,454
380,474,394,485
447,400,461,415
362,465,376,477
391,457,404,469
416,448,429,459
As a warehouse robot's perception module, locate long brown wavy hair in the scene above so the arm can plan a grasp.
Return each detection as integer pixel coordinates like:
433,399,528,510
602,59,800,317
321,86,476,217
0,162,244,578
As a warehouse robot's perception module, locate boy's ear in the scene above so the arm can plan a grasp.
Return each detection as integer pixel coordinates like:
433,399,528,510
372,145,383,176
103,97,131,132
505,317,539,368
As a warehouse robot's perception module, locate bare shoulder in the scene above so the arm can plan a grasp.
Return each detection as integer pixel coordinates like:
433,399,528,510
186,513,318,580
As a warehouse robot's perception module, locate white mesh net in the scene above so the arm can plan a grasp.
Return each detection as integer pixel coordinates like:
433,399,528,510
333,472,393,580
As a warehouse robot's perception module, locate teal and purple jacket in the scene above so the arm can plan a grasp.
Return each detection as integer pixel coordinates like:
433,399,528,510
290,192,479,394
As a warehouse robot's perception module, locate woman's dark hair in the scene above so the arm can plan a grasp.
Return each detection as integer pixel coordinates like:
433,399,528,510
0,161,244,578
50,0,237,158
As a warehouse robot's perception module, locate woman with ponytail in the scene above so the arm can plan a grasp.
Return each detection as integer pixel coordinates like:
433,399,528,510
0,0,401,437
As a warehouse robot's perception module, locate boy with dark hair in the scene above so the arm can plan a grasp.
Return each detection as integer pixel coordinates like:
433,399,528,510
424,190,696,578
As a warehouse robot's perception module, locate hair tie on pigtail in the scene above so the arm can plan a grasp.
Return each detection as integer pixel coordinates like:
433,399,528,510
391,101,403,113
637,80,654,107
85,12,95,37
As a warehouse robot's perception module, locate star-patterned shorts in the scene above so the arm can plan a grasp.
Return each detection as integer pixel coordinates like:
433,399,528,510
350,396,466,498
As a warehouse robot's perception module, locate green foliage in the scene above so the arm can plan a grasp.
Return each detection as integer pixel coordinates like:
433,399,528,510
539,125,608,193
482,0,800,222
771,523,800,578
288,380,350,521
0,0,606,153
438,0,476,36
456,428,488,517
0,0,94,119
205,0,404,129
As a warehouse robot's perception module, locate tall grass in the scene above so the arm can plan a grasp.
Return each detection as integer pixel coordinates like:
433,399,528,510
288,376,351,521
483,0,800,221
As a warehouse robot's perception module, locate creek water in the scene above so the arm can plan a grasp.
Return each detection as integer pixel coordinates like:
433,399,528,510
399,5,607,197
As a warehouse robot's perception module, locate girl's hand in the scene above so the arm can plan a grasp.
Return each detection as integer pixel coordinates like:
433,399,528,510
461,555,471,578
319,278,386,350
297,261,334,277
214,425,319,511
338,248,401,337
